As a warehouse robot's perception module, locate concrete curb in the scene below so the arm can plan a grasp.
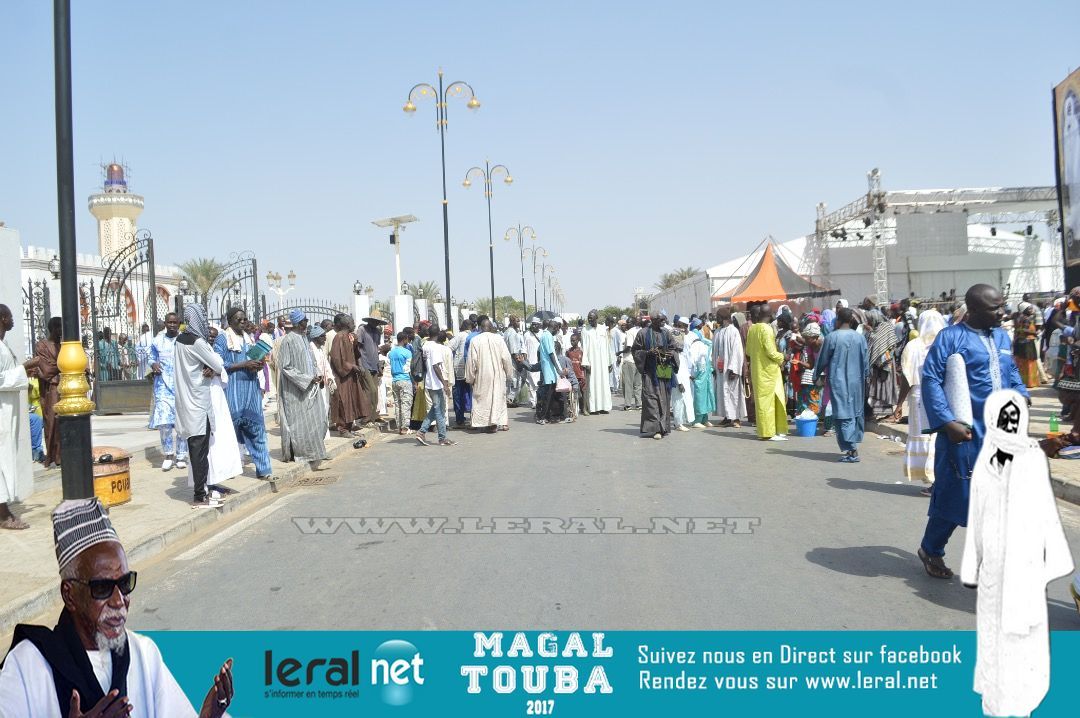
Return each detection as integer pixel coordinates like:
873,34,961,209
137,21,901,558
867,420,1080,508
0,428,379,637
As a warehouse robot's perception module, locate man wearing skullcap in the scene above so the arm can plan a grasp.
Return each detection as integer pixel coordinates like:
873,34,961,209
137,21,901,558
308,323,333,437
276,310,329,469
0,499,235,716
174,304,226,508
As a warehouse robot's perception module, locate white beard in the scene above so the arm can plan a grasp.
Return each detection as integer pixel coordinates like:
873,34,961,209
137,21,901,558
94,618,128,656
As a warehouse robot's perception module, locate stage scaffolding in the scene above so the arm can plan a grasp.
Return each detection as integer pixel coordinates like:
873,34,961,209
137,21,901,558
804,169,1061,302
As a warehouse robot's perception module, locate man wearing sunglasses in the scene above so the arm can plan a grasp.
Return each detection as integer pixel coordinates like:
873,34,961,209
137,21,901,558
0,499,235,717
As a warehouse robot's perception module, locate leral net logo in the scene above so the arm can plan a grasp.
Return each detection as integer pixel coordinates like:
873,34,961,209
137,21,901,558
373,639,426,706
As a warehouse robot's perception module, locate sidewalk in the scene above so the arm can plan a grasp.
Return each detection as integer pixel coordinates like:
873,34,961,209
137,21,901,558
2,408,382,637
868,385,1080,506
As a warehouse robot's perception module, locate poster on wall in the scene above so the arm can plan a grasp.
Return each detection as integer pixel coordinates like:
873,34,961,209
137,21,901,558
1055,67,1080,267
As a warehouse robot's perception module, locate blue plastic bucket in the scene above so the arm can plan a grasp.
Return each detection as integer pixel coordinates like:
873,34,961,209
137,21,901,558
794,417,818,437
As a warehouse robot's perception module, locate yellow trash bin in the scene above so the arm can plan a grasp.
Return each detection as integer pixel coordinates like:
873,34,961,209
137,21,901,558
92,446,132,508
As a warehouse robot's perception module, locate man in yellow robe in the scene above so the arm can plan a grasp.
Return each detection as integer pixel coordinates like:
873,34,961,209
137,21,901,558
745,304,788,441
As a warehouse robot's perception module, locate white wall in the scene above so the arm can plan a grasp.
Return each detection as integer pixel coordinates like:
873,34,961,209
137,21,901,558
0,227,34,503
647,272,713,317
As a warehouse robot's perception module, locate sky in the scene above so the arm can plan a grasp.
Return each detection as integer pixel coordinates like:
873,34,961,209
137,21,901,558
1,0,1078,313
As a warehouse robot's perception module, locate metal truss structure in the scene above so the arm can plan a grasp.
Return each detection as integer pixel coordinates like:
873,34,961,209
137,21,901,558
803,169,1061,302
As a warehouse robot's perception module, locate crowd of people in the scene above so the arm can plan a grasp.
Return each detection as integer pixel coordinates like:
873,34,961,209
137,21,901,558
4,288,1080,615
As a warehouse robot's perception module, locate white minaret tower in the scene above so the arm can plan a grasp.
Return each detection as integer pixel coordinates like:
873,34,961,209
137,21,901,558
88,162,144,257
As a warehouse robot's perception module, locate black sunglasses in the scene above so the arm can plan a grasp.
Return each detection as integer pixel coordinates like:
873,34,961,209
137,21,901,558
66,571,138,600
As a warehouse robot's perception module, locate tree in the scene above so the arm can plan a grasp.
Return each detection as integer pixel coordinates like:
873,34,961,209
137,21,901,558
473,295,527,321
654,266,702,291
404,281,443,301
598,305,636,321
178,257,226,307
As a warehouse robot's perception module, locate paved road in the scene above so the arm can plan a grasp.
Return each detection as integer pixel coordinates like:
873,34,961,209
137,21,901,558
126,408,1080,631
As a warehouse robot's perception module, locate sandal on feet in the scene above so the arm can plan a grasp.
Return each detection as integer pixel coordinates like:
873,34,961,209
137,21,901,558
0,516,30,530
917,547,953,579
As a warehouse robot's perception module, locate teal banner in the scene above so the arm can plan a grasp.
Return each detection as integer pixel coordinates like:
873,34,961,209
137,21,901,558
146,630,1080,716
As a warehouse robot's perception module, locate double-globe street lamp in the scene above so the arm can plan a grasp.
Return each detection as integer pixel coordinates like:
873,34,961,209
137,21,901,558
525,245,548,316
265,270,296,300
463,161,513,319
403,70,480,330
504,224,537,319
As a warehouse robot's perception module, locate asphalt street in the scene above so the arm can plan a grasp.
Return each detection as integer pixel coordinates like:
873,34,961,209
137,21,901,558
124,407,1080,631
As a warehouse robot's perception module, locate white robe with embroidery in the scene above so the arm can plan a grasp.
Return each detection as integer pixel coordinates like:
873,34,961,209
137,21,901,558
961,391,1075,717
0,339,30,504
0,631,205,717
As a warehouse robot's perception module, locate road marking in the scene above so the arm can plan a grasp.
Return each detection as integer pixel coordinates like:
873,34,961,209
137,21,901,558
174,493,302,561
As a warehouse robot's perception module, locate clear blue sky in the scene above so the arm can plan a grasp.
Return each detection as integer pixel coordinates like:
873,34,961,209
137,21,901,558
1,0,1077,312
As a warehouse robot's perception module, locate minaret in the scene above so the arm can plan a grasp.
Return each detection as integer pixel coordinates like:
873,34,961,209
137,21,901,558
88,162,144,257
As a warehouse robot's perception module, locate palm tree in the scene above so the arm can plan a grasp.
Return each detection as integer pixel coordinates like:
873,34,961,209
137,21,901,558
654,266,702,291
178,257,226,307
405,281,443,301
473,295,526,320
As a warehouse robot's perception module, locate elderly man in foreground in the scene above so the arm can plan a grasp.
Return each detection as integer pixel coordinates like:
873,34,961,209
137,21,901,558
0,498,234,716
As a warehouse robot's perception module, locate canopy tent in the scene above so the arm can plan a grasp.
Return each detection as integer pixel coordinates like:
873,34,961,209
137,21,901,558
713,240,838,303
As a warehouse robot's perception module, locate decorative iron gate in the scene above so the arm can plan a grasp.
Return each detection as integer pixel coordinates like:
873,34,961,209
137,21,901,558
90,229,166,384
265,298,349,327
21,279,52,356
204,251,260,326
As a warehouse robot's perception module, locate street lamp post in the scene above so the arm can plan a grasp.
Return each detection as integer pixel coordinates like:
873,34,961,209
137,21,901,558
372,214,418,299
526,245,548,316
463,161,513,322
403,70,481,330
541,263,555,313
265,270,296,300
52,0,95,499
504,224,536,318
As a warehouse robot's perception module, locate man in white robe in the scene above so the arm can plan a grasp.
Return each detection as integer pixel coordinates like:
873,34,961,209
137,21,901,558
621,317,644,410
608,317,624,393
465,319,515,431
0,498,234,717
133,323,153,380
580,310,614,414
669,319,694,430
712,313,747,427
0,303,37,529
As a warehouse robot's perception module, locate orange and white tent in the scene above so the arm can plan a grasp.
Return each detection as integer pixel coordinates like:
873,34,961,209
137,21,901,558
713,240,837,304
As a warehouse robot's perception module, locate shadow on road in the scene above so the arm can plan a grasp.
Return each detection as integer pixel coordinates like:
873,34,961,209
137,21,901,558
766,449,843,462
711,430,768,441
805,545,977,613
826,477,928,496
599,427,646,436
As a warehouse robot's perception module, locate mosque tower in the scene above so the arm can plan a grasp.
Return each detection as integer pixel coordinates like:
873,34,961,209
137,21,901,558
88,162,144,257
